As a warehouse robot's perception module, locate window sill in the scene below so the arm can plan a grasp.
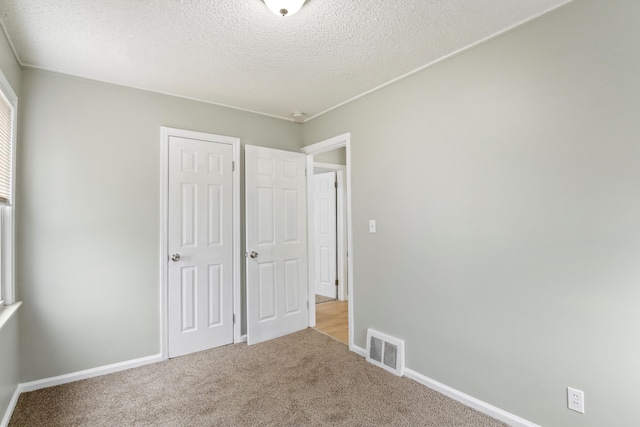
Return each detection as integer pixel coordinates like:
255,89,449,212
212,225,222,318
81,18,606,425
0,301,21,331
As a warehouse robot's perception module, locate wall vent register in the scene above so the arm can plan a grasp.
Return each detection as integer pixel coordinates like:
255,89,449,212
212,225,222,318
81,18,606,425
366,328,405,376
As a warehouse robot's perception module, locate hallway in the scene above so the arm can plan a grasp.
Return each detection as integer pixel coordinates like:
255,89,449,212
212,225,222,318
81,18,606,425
314,300,348,344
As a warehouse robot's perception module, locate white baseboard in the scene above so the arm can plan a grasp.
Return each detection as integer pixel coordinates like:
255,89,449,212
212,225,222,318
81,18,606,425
403,368,540,427
1,353,162,426
351,344,366,358
352,343,535,426
18,353,163,393
0,387,21,427
4,344,538,427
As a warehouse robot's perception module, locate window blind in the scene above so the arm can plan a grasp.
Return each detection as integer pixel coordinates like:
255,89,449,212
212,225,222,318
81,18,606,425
0,93,12,205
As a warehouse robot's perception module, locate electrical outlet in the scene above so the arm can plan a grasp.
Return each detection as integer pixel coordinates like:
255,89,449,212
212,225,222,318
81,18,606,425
567,387,585,414
369,220,376,233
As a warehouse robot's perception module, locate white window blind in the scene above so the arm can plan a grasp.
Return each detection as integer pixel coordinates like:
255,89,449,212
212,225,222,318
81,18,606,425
0,93,12,205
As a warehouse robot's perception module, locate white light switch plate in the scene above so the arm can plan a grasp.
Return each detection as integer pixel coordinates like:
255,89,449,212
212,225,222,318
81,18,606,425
369,220,376,233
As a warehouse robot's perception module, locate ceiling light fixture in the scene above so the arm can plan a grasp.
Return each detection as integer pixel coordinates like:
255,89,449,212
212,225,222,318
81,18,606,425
291,111,306,122
264,0,305,17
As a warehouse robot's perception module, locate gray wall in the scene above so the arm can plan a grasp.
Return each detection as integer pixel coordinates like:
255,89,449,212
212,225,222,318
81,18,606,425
303,0,640,426
0,313,18,422
0,31,20,96
0,24,21,422
17,69,301,381
314,147,346,165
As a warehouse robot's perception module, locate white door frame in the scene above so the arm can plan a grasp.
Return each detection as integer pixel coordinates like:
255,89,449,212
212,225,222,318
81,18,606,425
159,127,241,360
302,132,354,350
313,163,347,301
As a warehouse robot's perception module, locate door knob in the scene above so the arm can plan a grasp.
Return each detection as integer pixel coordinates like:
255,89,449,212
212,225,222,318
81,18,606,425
249,251,259,259
171,253,181,262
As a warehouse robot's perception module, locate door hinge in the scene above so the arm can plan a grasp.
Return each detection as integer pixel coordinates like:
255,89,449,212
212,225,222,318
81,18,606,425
335,181,338,189
232,161,235,172
233,314,236,324
305,169,307,177
306,300,309,309
335,279,339,286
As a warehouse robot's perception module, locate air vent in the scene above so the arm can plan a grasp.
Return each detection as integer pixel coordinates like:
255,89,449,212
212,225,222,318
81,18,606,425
365,328,405,376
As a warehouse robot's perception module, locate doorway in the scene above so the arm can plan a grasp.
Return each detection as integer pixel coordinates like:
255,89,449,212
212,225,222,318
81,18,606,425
302,133,354,350
313,170,338,301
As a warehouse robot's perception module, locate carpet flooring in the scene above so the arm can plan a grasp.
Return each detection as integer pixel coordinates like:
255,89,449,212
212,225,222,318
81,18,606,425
10,329,507,426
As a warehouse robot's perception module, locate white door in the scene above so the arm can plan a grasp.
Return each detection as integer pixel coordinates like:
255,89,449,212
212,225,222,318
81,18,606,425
314,172,337,299
168,136,234,357
245,145,308,345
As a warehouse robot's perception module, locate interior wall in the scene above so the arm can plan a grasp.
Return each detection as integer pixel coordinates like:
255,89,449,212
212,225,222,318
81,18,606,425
313,147,346,165
0,314,18,422
302,1,640,426
17,69,302,382
0,25,21,422
0,32,20,96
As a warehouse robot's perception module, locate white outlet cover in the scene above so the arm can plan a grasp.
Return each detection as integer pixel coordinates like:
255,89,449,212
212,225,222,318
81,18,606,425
567,387,585,414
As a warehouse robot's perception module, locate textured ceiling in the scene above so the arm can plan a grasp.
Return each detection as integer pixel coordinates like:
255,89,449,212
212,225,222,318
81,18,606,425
0,0,572,121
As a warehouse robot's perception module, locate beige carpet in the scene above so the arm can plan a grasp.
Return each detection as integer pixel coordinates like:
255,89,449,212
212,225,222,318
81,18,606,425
10,329,507,426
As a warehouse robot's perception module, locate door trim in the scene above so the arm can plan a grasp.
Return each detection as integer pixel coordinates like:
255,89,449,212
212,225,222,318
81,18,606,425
159,127,241,360
301,132,354,350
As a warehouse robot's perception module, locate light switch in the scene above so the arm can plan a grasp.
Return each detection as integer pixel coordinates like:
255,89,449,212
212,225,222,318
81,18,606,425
369,220,376,233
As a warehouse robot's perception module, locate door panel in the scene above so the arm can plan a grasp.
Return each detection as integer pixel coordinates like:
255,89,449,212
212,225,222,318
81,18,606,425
168,136,234,357
208,264,222,326
259,262,277,320
208,185,222,245
314,172,337,298
181,267,196,331
246,145,308,345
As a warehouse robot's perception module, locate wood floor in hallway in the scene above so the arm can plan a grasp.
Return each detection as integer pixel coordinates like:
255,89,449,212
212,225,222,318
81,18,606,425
314,300,348,344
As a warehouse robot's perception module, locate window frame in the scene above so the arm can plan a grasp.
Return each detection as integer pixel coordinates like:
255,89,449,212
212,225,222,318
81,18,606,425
0,69,17,308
